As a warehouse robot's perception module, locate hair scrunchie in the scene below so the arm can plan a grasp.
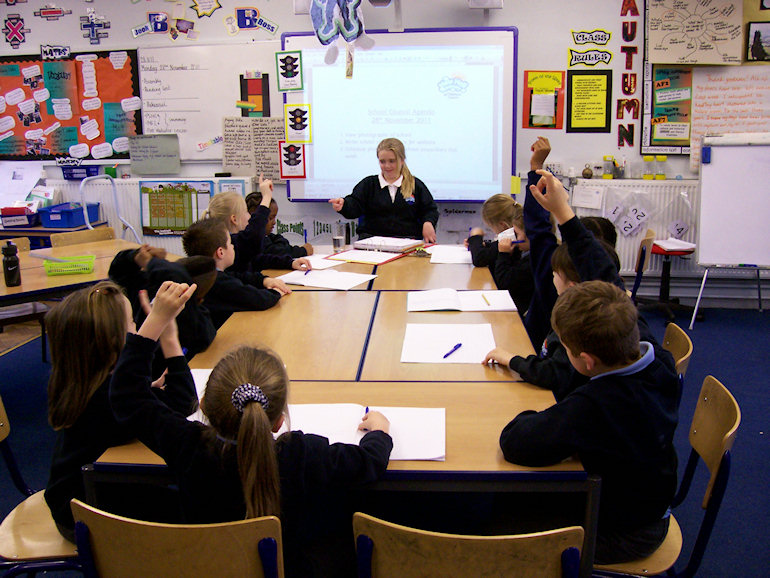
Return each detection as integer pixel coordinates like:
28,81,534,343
231,383,269,413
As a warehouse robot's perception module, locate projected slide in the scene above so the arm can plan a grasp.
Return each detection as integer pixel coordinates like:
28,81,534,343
283,29,516,202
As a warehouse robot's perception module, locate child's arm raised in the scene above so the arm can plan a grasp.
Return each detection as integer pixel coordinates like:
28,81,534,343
137,281,196,343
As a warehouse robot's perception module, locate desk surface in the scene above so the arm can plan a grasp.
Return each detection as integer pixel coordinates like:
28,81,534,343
0,239,139,305
189,291,379,381
96,380,578,475
360,292,533,382
371,254,496,291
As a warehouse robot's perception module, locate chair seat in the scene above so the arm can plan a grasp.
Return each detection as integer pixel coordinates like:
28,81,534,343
0,491,77,561
594,515,682,576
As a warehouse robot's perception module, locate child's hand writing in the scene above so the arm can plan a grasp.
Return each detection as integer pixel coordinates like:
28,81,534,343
498,237,514,253
482,347,514,366
302,243,314,256
529,170,574,225
358,410,390,434
292,258,312,271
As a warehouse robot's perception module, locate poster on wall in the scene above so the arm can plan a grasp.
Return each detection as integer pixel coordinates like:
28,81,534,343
646,0,743,65
139,179,212,236
566,70,611,133
0,50,142,160
522,70,565,129
641,64,692,154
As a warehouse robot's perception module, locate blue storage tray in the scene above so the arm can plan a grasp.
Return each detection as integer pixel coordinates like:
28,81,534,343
39,202,100,228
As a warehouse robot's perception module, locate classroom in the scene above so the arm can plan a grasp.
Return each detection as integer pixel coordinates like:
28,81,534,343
0,1,768,577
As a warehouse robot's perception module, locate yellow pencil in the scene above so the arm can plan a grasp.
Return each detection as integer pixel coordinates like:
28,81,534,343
482,293,491,306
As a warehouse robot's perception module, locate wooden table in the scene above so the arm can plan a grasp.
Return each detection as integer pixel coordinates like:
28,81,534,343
0,221,109,248
86,379,598,577
190,291,379,381
0,239,139,306
371,253,496,291
359,292,533,382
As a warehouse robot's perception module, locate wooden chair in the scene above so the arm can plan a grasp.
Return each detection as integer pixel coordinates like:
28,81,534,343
662,322,693,379
353,512,583,578
0,236,49,361
0,393,80,577
70,499,284,578
629,228,655,304
594,376,741,578
49,226,115,248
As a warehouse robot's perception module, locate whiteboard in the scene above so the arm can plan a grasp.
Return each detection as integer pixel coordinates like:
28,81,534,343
138,42,282,161
282,28,517,202
697,133,770,268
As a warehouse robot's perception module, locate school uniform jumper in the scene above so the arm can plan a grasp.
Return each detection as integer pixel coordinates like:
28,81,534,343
204,270,282,329
467,237,534,313
263,232,309,258
339,175,439,240
500,341,680,562
44,355,197,538
229,207,294,274
110,333,393,577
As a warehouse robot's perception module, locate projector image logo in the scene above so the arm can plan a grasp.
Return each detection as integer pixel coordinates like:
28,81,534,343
437,76,469,99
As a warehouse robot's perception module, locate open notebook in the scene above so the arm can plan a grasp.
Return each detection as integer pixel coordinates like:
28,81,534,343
188,369,445,461
407,289,516,312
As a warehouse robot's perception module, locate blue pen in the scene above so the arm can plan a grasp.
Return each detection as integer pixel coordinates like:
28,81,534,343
443,343,462,359
365,406,369,414
304,268,311,275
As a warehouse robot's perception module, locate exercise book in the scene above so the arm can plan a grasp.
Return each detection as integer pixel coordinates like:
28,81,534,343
426,245,473,264
278,269,376,290
407,289,516,312
327,248,406,265
353,236,423,253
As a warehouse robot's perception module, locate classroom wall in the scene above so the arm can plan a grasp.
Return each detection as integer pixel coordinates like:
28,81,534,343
2,1,768,305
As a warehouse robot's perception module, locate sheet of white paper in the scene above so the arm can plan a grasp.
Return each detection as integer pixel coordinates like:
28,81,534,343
428,245,473,264
0,162,44,209
401,323,495,364
457,290,516,311
305,253,344,269
278,269,376,290
327,248,399,265
531,92,556,117
188,368,213,423
280,404,445,461
406,289,516,312
571,184,604,210
653,238,696,251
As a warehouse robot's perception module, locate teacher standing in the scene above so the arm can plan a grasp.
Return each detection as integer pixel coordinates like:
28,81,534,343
329,138,439,243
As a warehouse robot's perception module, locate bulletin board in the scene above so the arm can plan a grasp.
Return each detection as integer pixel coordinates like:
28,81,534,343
0,49,141,160
138,42,282,161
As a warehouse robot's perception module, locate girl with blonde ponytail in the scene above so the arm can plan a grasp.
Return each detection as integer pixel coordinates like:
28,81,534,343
110,281,393,576
329,137,439,243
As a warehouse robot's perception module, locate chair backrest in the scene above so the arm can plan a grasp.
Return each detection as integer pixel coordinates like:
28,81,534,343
6,237,31,252
662,322,693,378
353,512,583,578
630,228,655,303
50,227,115,248
690,376,741,509
70,499,284,578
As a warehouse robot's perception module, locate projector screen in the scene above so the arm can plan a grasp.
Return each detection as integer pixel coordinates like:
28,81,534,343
282,28,517,202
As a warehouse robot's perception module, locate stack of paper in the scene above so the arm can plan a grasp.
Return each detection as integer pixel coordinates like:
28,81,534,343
304,253,345,270
407,288,516,311
400,323,496,364
353,236,423,253
278,269,376,290
653,238,696,251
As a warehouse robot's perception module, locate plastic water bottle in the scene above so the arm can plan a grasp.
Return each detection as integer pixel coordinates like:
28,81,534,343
2,241,21,287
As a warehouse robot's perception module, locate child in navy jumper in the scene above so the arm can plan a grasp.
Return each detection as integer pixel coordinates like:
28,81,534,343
499,280,680,564
182,218,287,328
110,280,392,577
245,190,314,259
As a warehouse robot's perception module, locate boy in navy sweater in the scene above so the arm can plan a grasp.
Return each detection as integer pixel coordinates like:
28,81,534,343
182,218,288,328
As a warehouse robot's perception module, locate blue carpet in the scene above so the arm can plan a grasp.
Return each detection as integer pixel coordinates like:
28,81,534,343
2,308,769,576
